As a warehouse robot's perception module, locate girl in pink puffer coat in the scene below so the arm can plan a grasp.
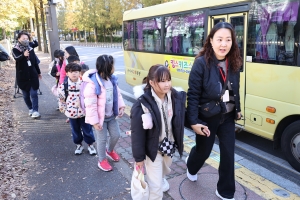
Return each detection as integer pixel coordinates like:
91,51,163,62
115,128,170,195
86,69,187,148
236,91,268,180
82,55,125,172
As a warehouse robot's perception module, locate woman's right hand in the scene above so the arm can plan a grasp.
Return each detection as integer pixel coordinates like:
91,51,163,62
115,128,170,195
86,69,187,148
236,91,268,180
93,124,102,130
24,50,29,57
136,161,144,168
191,124,210,137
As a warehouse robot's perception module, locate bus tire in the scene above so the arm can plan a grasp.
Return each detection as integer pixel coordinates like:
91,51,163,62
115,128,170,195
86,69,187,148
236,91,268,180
281,120,300,172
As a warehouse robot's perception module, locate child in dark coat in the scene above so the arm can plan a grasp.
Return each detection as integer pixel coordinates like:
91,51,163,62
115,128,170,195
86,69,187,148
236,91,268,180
51,50,65,86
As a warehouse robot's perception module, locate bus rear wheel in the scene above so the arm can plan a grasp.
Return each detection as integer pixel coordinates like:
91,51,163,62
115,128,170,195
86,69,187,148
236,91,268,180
281,120,300,172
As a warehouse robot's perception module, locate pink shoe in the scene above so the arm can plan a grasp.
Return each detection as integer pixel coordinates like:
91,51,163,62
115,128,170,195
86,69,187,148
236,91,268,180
98,159,112,171
106,150,120,162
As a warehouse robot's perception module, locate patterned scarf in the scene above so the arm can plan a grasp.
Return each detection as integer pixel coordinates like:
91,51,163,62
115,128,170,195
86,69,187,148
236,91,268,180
14,42,32,52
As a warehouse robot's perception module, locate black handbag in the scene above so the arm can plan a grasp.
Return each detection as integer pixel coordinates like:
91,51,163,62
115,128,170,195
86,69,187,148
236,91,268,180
198,64,230,118
158,101,176,157
0,51,9,62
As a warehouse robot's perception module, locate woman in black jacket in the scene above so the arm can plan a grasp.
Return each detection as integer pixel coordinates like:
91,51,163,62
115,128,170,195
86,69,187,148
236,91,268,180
130,65,186,199
186,22,242,200
12,32,42,118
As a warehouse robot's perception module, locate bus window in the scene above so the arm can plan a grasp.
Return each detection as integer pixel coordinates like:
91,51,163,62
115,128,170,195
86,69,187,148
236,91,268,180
135,18,161,52
247,0,300,66
230,16,244,60
164,11,205,55
214,18,225,25
123,21,134,50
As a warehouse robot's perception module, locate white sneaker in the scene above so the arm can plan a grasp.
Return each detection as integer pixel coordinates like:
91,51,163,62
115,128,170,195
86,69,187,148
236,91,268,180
185,156,188,164
88,145,97,155
185,156,197,181
31,111,41,118
162,178,170,192
75,144,84,155
215,189,235,200
28,109,33,116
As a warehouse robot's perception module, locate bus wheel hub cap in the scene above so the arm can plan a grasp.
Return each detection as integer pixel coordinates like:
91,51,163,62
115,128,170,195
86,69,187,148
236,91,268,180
291,133,300,162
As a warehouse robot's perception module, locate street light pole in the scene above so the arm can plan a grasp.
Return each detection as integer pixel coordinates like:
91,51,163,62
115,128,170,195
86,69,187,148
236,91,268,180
46,0,60,60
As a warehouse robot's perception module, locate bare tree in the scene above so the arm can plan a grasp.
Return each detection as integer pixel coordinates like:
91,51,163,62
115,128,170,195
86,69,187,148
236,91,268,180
39,0,48,53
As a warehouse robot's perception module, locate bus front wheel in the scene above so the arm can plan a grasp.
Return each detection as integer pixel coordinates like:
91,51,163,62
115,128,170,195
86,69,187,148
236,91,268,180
281,120,300,172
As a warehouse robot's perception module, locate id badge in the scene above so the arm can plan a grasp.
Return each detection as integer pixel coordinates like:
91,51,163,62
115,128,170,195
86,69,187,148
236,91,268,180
223,90,229,102
27,60,32,66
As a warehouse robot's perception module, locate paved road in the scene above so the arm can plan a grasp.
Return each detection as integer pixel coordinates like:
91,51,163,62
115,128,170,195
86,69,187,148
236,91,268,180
61,45,133,95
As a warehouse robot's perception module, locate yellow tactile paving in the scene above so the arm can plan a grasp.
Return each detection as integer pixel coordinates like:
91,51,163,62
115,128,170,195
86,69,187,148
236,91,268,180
124,105,131,116
184,135,300,200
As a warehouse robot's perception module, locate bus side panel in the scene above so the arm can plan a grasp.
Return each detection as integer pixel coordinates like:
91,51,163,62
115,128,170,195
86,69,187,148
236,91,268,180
124,51,191,90
245,94,300,140
245,62,300,140
246,62,300,104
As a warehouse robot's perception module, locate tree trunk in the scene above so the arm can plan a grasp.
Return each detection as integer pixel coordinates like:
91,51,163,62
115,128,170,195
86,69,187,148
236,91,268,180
2,28,6,39
88,30,91,42
34,3,42,51
40,0,48,53
94,25,97,43
103,28,106,43
110,31,112,44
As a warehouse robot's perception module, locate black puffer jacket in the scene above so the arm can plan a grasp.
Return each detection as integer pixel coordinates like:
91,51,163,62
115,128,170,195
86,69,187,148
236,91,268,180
13,47,41,91
187,56,241,126
130,87,186,162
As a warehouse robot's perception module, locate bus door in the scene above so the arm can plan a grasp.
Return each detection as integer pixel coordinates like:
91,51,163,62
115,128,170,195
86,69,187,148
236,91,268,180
209,13,247,126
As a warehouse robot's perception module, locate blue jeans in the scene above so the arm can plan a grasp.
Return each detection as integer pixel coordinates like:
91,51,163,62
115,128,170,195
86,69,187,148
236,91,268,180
94,116,120,162
186,111,236,199
69,117,95,145
21,87,39,112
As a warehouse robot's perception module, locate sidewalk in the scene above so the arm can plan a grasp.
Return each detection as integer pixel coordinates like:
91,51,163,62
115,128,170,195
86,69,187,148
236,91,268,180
13,51,299,200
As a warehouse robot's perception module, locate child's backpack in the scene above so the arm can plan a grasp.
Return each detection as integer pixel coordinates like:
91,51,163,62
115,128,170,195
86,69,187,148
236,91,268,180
63,78,69,102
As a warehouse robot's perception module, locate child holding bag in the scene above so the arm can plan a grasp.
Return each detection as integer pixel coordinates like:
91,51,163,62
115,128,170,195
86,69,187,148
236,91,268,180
130,65,186,199
82,54,125,171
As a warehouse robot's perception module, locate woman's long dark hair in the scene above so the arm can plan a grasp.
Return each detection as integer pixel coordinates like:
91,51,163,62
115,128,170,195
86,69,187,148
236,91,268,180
144,65,171,91
65,46,79,59
96,54,114,80
196,22,242,72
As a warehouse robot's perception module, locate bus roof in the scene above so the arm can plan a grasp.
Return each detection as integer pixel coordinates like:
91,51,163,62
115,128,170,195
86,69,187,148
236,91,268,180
123,0,250,21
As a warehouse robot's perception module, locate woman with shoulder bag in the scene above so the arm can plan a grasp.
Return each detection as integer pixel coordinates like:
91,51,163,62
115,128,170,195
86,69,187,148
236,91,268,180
130,65,186,200
186,22,243,200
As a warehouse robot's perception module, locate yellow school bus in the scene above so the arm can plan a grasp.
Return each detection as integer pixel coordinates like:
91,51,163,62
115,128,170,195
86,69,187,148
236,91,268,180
123,0,300,172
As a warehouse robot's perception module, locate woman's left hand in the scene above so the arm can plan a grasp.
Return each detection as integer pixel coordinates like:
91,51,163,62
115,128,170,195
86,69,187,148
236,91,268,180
236,112,242,120
38,74,42,80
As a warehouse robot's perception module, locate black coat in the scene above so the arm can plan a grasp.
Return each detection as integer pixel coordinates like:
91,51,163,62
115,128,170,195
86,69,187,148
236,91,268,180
13,47,41,91
187,56,241,126
29,40,39,48
130,87,186,162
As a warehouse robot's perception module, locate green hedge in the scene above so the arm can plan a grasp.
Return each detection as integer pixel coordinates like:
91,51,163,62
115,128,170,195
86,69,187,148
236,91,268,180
85,36,122,43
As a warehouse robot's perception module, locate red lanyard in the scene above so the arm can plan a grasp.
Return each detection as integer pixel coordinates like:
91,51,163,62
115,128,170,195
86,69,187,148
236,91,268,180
219,59,228,82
